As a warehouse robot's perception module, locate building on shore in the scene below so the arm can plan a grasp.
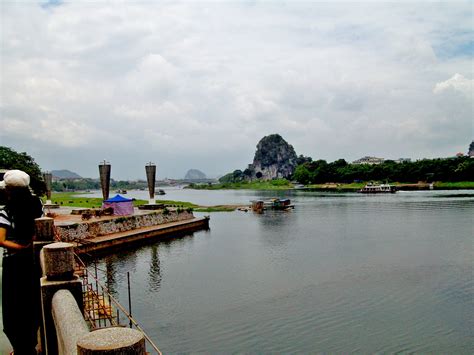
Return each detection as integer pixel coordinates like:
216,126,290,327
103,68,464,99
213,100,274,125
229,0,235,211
352,156,385,165
394,158,412,163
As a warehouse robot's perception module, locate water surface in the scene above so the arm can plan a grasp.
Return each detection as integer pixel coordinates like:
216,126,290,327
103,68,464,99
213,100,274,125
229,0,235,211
93,190,473,353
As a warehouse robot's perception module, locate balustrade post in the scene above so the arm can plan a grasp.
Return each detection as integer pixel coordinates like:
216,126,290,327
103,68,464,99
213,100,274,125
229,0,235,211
77,327,146,354
40,242,83,355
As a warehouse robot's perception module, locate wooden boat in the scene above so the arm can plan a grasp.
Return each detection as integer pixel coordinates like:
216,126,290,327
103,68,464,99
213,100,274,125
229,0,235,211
251,198,295,212
358,183,397,193
266,198,295,210
251,200,265,212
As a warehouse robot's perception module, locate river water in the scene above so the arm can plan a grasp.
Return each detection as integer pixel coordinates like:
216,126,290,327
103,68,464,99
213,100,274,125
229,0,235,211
89,189,473,353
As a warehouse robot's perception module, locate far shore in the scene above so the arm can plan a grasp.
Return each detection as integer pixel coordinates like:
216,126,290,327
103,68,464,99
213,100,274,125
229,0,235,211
46,192,247,212
46,181,474,213
185,180,474,191
303,181,474,191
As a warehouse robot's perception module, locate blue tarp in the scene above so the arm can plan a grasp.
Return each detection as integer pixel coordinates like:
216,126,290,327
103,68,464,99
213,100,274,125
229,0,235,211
104,194,133,203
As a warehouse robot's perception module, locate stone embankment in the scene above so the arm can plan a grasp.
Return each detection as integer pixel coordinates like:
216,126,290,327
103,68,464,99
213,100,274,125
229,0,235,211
40,207,209,255
55,210,194,242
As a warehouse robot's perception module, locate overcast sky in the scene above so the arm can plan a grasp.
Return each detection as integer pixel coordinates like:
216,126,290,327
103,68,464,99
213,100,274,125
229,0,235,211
1,1,472,180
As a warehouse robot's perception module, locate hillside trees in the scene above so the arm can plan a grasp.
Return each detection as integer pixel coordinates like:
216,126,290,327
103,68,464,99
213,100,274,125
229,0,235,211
293,157,474,184
0,146,46,195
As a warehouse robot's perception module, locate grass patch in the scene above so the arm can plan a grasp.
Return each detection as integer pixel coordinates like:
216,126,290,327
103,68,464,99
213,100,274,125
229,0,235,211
154,199,199,208
305,183,365,191
433,181,474,189
48,192,199,208
48,192,105,208
188,179,293,190
195,206,237,212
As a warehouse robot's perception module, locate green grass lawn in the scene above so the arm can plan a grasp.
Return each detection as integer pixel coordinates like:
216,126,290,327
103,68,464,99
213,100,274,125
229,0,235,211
188,179,293,190
305,181,474,191
47,192,246,213
305,182,365,191
433,181,474,189
48,192,198,209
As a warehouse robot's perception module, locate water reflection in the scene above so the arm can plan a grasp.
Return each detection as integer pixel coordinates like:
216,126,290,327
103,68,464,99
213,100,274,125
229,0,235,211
148,245,162,292
88,190,473,353
95,232,199,298
105,258,117,295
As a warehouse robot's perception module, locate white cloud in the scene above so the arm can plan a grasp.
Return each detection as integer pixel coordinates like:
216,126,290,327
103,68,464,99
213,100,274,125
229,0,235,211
1,1,472,178
433,73,473,97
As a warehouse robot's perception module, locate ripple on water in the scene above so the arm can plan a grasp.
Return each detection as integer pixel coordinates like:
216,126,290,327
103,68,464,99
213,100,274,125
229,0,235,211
152,263,473,353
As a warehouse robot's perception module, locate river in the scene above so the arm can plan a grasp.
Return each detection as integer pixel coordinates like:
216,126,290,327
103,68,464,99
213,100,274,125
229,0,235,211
89,188,473,353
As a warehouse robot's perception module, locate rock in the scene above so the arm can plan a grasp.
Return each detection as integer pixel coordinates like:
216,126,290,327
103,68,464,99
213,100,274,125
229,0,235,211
51,169,82,179
250,134,298,180
184,169,207,180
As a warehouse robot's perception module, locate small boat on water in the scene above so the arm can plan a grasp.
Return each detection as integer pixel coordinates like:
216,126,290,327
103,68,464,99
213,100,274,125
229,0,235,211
251,198,295,212
116,189,127,194
156,189,166,195
359,183,397,193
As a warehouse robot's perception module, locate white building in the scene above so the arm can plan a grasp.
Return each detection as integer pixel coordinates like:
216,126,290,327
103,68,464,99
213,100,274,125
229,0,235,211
352,156,385,165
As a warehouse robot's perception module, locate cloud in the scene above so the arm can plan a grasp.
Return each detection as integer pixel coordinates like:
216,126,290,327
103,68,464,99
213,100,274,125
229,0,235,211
433,73,473,97
1,1,472,178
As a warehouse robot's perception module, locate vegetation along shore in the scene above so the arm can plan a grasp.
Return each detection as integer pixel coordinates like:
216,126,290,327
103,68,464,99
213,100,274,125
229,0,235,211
45,192,244,212
187,180,474,191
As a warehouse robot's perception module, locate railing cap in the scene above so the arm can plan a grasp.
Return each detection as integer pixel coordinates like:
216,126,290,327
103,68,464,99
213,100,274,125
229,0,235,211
77,327,145,352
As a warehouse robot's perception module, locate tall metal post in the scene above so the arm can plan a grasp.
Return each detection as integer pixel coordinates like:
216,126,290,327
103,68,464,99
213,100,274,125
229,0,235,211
43,172,53,204
145,162,156,205
99,160,111,201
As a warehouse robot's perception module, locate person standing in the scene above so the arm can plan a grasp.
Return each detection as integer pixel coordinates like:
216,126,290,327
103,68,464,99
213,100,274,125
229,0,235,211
0,170,43,354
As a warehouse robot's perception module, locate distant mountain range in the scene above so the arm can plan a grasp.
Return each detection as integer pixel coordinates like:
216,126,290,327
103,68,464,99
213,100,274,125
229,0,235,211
51,169,82,179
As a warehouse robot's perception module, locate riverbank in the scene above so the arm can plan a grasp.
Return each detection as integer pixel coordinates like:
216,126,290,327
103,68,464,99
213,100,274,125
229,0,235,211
304,181,474,191
40,205,211,255
185,179,293,190
185,180,474,191
47,193,244,212
73,216,210,255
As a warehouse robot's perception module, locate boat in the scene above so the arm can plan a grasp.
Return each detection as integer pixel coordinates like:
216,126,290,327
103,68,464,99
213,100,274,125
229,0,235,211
251,200,265,212
251,198,294,212
116,189,127,194
358,183,397,193
267,198,294,210
156,189,166,195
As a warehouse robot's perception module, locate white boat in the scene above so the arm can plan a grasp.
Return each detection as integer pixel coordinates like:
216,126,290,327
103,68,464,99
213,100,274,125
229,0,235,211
359,183,397,193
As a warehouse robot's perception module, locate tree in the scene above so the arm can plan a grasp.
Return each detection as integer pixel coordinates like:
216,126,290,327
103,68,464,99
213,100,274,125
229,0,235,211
0,146,46,196
293,164,313,184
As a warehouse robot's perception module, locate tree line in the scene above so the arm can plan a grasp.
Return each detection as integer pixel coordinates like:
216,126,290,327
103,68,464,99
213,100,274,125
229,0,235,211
293,157,474,184
51,179,149,192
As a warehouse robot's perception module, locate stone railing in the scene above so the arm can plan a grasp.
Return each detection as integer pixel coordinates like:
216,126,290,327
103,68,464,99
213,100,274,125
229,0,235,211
56,210,194,241
36,220,147,354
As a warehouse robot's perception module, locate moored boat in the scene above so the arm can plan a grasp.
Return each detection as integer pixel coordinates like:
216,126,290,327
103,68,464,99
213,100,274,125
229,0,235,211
359,183,397,193
266,198,294,210
251,198,295,211
251,200,265,212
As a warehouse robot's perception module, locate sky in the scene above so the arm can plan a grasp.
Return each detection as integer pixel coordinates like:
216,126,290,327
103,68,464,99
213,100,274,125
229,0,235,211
1,0,473,180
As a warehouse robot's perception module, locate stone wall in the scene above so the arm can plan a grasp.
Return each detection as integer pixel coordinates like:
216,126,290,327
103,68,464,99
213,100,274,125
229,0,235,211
56,211,194,242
